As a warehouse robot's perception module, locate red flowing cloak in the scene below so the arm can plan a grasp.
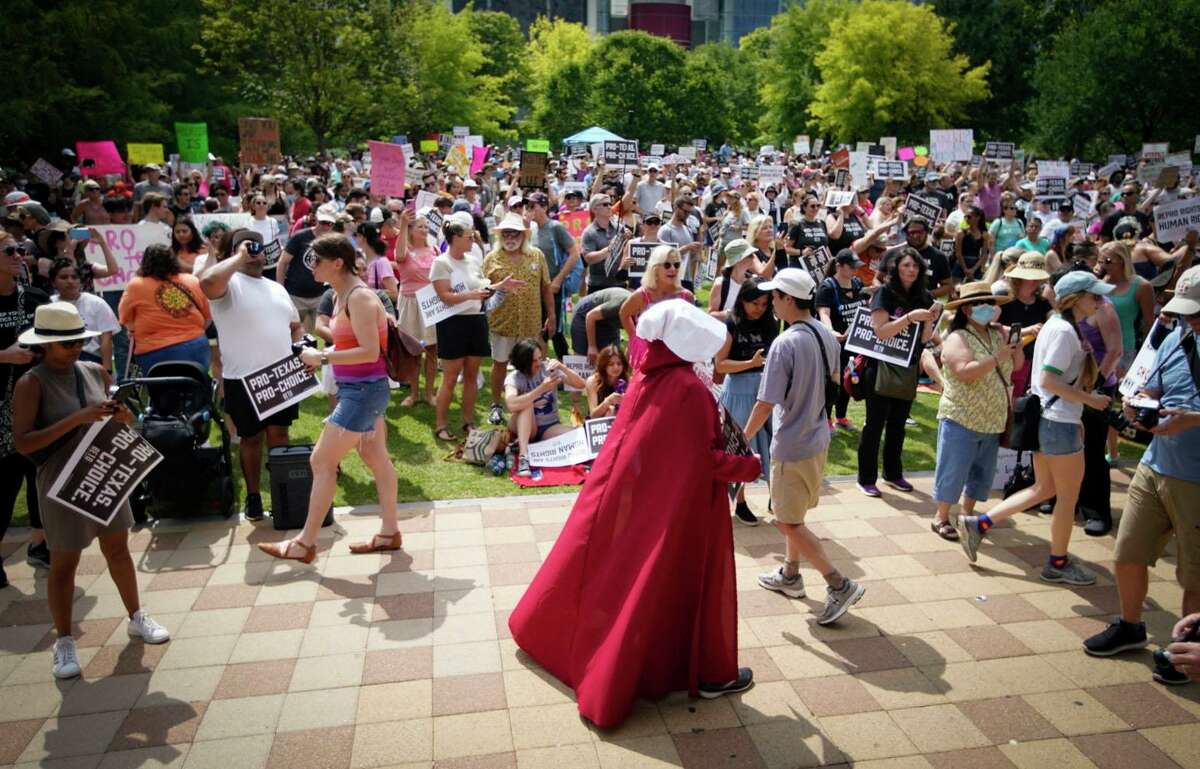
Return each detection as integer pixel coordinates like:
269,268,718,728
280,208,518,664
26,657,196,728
507,340,762,728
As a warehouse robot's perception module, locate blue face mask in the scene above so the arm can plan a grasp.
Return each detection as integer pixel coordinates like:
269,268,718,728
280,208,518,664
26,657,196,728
969,305,998,325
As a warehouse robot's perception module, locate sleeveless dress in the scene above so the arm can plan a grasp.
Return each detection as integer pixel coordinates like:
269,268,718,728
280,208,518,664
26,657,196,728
627,287,695,369
28,362,133,550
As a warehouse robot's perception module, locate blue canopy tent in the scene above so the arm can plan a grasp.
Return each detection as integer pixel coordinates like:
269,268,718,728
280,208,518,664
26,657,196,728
562,126,625,146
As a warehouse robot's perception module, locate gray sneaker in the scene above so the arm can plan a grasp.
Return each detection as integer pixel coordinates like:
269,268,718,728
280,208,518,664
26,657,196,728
758,566,806,598
1040,558,1096,586
955,516,983,563
816,578,865,625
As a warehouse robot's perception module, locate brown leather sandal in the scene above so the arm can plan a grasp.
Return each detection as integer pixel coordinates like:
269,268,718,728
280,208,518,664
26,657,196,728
931,520,959,541
257,538,317,564
348,532,403,554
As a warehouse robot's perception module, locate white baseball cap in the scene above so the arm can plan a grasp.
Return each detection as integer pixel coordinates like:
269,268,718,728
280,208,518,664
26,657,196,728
1162,264,1200,316
759,268,816,301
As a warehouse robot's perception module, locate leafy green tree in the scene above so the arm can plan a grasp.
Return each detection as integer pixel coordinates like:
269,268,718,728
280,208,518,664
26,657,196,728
1028,0,1200,157
679,43,760,148
757,0,851,145
527,61,592,144
809,0,990,142
524,16,595,139
466,9,528,125
583,31,688,143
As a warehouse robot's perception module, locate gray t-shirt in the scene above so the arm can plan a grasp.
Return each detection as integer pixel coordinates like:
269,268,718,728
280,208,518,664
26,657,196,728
757,320,841,462
635,181,666,214
535,219,576,280
505,367,560,431
659,219,697,279
581,219,623,288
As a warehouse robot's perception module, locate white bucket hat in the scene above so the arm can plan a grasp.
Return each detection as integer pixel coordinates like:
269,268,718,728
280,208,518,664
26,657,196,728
636,299,727,363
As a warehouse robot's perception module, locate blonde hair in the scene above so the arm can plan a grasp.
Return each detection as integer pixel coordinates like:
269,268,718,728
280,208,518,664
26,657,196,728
1099,240,1135,283
640,244,682,292
747,214,774,248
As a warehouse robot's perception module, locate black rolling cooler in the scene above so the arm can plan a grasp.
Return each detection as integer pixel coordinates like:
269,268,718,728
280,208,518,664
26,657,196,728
267,445,334,530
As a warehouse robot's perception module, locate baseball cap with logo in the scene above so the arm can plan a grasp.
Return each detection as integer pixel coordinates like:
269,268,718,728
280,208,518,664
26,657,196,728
1162,265,1200,316
759,268,816,301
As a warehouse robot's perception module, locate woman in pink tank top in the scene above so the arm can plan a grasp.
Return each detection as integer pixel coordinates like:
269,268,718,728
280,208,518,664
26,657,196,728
619,245,695,369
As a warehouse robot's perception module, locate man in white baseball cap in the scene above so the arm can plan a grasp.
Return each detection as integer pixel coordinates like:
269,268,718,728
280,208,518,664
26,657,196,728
742,268,866,625
1084,263,1200,683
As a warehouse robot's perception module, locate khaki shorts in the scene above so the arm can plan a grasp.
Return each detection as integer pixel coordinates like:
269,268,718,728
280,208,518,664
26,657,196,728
769,452,827,525
1114,463,1200,592
489,334,518,363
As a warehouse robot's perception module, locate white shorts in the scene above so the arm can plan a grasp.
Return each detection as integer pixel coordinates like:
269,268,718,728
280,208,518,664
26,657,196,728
490,334,518,363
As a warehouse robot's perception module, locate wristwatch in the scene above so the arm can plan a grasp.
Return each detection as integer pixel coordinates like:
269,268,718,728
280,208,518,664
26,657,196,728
320,350,330,365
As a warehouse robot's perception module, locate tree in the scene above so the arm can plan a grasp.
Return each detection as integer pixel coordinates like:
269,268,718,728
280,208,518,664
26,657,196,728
757,0,851,145
524,16,594,139
809,0,990,142
583,31,688,143
467,9,528,126
679,43,760,148
1028,0,1200,157
527,61,592,144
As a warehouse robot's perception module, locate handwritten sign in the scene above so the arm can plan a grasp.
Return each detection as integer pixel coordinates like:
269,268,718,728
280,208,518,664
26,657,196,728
1036,160,1069,180
238,118,282,165
603,140,639,170
929,129,973,163
897,146,916,162
29,158,62,186
518,151,548,189
758,164,786,188
243,354,320,420
47,418,163,526
843,306,919,367
175,122,209,164
1153,197,1200,242
880,137,897,159
416,271,473,326
84,224,171,291
127,143,164,166
525,138,550,153
368,140,407,197
419,139,439,153
627,241,659,278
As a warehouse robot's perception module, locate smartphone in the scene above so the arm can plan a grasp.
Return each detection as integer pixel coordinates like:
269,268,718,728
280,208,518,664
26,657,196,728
68,227,90,241
1008,323,1022,346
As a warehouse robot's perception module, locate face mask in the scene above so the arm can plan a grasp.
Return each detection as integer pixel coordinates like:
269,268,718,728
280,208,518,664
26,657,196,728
969,305,997,325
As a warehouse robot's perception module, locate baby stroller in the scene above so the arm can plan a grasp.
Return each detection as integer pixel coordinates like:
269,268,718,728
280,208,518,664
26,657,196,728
116,361,236,522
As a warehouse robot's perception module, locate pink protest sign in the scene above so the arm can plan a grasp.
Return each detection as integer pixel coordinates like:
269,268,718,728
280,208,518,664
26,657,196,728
76,141,126,178
84,224,172,291
470,145,490,176
897,147,916,162
368,140,406,197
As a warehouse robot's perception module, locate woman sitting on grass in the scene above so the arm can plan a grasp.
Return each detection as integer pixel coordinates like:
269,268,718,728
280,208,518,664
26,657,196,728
506,338,586,479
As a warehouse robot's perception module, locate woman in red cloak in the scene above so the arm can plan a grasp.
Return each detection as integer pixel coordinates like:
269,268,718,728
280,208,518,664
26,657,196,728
508,299,763,729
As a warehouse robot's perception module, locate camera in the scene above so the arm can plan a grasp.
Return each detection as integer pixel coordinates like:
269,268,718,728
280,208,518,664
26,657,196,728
246,240,264,255
1152,619,1199,677
291,334,318,357
1107,396,1161,432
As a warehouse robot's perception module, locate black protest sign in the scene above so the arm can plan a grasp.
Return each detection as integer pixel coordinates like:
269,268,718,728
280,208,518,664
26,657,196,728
244,354,321,421
47,419,163,526
603,140,639,170
1035,176,1067,199
627,241,659,278
705,220,721,246
984,141,1015,160
903,194,943,228
584,417,616,455
800,245,833,282
867,144,886,157
740,165,759,182
833,168,850,190
570,143,589,157
518,151,549,189
843,307,919,367
1069,161,1094,177
875,160,907,180
939,239,955,258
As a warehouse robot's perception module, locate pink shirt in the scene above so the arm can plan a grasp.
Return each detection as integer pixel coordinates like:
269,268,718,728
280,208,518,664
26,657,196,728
395,245,436,297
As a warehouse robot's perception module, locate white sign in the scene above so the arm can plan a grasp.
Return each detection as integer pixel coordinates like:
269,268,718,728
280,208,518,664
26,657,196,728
453,125,469,138
759,145,776,157
1166,152,1193,178
824,189,855,209
526,417,615,467
880,137,897,159
414,189,439,213
1153,197,1200,243
929,129,974,163
1120,319,1169,397
758,164,786,189
562,355,593,393
848,152,869,190
84,224,172,292
992,447,1022,491
1142,142,1169,162
30,158,63,186
678,146,696,161
1037,160,1069,180
794,135,811,155
1096,162,1121,180
649,144,665,157
416,270,473,326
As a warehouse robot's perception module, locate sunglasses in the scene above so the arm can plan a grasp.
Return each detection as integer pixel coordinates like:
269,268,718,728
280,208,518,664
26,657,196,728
217,191,229,197
3,246,28,256
662,261,681,269
1003,206,1016,211
56,339,85,349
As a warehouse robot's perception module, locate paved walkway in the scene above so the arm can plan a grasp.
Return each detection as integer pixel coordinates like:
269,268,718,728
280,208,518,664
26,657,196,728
1,472,1198,769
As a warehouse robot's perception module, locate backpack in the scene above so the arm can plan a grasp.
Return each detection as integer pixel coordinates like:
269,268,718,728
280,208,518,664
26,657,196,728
794,321,840,417
550,222,584,295
457,427,506,465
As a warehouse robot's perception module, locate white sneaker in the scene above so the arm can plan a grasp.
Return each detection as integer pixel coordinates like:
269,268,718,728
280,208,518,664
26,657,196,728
52,636,81,679
127,610,171,644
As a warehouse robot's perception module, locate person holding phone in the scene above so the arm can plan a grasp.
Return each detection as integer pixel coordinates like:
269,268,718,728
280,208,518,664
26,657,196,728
505,339,587,479
12,302,170,679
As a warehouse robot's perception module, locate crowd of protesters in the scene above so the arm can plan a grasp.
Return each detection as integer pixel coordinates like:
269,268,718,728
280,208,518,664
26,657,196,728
1,136,1198,686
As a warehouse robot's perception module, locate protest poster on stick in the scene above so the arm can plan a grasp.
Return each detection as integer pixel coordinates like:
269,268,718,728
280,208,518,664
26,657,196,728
1153,197,1200,243
175,122,209,164
603,140,639,170
238,118,282,165
84,224,171,291
902,194,942,229
627,241,659,278
517,151,548,189
843,307,919,367
46,419,163,526
368,140,407,197
243,354,321,421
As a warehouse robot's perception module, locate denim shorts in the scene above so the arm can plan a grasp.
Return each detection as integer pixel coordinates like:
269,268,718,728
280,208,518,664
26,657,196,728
932,418,1001,504
328,378,391,433
1039,417,1083,456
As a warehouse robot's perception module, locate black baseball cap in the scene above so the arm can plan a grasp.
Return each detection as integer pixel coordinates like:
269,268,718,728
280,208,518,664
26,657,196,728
229,229,264,253
835,248,865,267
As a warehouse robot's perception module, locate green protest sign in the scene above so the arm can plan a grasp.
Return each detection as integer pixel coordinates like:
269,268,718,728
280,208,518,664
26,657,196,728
175,122,209,164
419,139,439,153
526,139,550,153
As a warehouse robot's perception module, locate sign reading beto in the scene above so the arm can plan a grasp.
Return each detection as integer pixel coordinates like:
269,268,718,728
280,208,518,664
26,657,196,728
843,307,919,367
243,354,321,420
47,418,163,526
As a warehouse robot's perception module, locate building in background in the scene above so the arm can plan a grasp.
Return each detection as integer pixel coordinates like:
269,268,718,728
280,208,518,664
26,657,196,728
450,0,789,46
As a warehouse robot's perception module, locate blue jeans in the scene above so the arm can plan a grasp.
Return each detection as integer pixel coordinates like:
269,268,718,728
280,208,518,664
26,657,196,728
1039,417,1083,456
932,418,1001,504
328,378,391,433
133,335,211,375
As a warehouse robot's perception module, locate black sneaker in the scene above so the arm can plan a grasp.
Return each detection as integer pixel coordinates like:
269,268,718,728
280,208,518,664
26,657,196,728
734,502,759,526
26,542,50,570
488,403,504,425
1083,620,1148,657
698,667,754,699
244,493,265,522
1153,660,1191,686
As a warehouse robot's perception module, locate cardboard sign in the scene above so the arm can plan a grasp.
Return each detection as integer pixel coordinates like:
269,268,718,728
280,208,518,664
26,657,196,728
518,151,548,189
929,129,973,163
562,355,593,393
29,158,63,186
1153,197,1200,242
691,139,707,151
525,138,551,153
843,307,919,367
824,189,855,209
46,418,163,526
902,194,943,229
875,160,907,180
1141,142,1168,163
76,141,125,178
627,241,659,278
243,354,320,421
649,144,665,157
1036,177,1068,198
367,140,407,197
127,143,164,166
83,224,171,291
800,245,833,282
984,141,1015,160
419,139,439,153
238,118,282,165
416,270,473,326
603,140,639,170
526,416,616,468
174,122,209,164
560,209,591,241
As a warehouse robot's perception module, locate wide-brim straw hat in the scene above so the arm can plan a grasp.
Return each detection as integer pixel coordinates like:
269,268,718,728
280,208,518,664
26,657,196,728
18,302,101,345
945,281,1013,310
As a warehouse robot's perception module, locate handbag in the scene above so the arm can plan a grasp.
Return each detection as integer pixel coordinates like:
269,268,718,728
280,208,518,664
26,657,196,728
966,329,1016,448
874,360,919,400
343,285,423,383
1003,451,1036,498
459,427,506,465
843,354,875,401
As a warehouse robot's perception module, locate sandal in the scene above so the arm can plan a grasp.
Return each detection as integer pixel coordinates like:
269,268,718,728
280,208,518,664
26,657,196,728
257,538,317,564
349,532,402,554
434,427,456,441
400,395,416,408
931,520,959,541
